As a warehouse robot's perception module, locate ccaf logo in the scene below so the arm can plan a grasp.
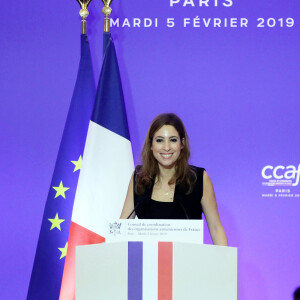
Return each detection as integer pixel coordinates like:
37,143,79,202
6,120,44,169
261,164,300,187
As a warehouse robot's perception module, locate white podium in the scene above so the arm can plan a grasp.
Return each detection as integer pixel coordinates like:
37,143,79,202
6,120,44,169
76,241,237,300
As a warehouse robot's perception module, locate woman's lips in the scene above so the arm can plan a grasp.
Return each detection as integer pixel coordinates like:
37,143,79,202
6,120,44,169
160,153,173,159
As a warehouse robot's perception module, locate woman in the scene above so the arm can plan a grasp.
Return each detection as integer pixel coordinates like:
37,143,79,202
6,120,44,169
120,113,228,246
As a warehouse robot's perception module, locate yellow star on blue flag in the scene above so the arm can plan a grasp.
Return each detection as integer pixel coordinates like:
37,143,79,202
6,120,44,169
58,242,68,259
71,155,82,172
52,181,70,199
48,213,65,231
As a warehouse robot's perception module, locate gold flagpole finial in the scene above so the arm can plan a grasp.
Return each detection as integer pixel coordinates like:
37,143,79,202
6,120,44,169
76,0,93,34
101,0,113,33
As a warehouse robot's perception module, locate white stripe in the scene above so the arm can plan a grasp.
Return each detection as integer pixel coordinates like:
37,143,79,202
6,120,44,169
72,121,134,236
143,242,158,300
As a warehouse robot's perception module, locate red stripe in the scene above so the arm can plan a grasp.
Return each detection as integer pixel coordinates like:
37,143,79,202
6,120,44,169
59,221,105,300
158,242,173,300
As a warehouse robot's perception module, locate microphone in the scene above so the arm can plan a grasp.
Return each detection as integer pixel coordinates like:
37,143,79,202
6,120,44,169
126,199,148,219
175,198,189,219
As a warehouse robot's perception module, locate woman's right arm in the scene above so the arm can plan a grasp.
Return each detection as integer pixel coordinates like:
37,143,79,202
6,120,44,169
120,173,136,219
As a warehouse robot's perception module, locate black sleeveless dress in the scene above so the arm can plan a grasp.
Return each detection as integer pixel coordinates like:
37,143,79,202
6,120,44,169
133,166,205,219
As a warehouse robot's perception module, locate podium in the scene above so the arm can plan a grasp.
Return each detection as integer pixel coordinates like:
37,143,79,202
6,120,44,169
76,241,237,300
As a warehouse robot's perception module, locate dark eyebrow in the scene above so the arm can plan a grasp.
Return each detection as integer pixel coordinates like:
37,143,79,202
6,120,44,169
154,135,179,139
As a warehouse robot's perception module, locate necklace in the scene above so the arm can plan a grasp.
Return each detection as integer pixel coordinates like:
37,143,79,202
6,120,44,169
153,179,175,201
163,187,174,200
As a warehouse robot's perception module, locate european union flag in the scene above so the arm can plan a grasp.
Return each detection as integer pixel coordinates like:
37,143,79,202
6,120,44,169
27,34,96,299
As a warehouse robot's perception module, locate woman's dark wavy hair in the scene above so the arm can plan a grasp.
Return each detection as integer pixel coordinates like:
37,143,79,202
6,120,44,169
135,113,197,195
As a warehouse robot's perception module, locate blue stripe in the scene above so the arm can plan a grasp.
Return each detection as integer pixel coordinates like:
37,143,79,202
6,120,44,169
91,33,130,140
128,242,143,300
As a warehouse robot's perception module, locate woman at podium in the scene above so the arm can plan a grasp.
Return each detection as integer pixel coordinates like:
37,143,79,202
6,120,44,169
120,113,228,246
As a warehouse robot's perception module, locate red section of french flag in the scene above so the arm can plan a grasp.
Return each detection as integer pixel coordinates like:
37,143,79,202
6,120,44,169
158,242,173,300
59,221,105,300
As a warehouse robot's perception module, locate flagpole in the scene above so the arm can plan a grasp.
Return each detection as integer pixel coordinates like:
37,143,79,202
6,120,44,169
101,0,113,32
76,0,93,34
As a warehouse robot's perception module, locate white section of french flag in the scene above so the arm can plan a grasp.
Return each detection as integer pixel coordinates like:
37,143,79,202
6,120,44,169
72,121,134,236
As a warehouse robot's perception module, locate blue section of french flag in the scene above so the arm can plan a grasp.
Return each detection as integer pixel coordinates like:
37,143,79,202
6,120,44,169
92,33,130,140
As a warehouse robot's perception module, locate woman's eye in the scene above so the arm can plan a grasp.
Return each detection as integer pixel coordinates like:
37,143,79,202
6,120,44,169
156,138,163,143
170,138,178,142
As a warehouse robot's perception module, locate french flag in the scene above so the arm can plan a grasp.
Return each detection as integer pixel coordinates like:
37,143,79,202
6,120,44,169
59,32,134,299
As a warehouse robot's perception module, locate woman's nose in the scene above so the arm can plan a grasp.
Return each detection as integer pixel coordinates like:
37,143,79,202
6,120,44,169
163,141,171,151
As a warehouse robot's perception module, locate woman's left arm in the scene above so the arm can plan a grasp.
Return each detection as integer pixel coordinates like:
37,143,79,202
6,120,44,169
202,171,228,246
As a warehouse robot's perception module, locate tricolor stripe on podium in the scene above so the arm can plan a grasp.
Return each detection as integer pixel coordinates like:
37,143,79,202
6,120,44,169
128,242,173,300
59,32,134,299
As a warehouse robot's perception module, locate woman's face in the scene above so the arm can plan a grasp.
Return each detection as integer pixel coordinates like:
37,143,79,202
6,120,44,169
151,125,183,169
